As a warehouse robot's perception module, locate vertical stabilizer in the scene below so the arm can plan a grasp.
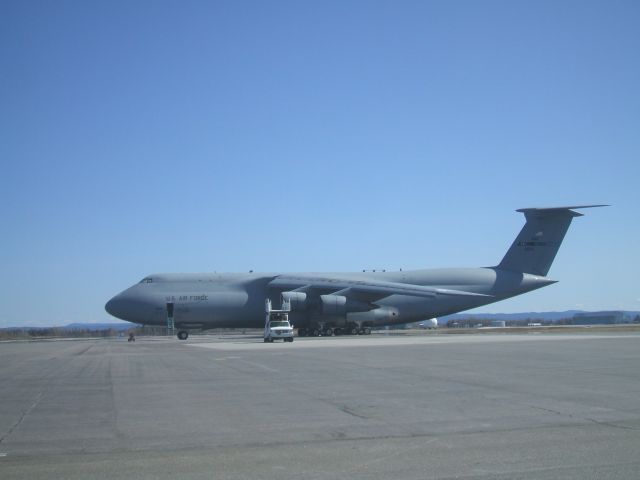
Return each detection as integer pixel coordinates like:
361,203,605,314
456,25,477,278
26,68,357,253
496,205,607,276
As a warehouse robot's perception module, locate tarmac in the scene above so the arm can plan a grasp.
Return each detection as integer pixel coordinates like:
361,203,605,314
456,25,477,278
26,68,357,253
1,332,640,479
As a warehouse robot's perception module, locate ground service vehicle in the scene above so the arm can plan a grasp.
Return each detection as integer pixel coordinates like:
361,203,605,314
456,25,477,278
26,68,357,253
264,299,294,343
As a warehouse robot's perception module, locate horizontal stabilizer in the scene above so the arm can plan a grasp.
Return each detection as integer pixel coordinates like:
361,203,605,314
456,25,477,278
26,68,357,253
516,205,609,217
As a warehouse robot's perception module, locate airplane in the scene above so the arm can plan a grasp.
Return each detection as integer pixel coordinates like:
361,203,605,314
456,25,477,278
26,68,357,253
417,319,438,329
105,205,607,340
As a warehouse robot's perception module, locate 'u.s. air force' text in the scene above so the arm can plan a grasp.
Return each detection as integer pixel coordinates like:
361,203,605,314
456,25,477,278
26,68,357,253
165,295,208,302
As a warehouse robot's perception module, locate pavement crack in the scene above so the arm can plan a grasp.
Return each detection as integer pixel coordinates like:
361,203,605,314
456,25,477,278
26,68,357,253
75,344,94,356
530,405,571,417
338,405,370,420
0,392,44,445
585,417,640,431
530,405,639,431
108,352,125,440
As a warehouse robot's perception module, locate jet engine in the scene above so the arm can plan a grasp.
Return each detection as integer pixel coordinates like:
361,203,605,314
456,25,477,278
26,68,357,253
320,295,372,316
347,306,400,325
281,291,308,311
320,294,347,315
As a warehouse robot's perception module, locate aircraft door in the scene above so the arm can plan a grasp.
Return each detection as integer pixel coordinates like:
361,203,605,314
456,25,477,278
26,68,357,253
166,302,175,331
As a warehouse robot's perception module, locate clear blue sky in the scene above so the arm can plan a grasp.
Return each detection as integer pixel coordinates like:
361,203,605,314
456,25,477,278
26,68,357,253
1,0,638,326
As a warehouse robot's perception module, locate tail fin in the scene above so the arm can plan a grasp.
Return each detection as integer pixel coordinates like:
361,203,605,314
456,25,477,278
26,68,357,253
497,205,608,276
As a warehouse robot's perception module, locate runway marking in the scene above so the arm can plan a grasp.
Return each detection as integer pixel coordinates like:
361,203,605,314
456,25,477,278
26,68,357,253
187,333,640,351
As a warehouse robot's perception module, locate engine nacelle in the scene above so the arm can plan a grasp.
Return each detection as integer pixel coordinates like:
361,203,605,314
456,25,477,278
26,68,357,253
347,306,400,325
281,291,308,311
320,294,347,315
320,295,372,316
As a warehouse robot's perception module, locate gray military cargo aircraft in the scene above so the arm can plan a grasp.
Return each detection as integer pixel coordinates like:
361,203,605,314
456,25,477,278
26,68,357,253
106,205,606,339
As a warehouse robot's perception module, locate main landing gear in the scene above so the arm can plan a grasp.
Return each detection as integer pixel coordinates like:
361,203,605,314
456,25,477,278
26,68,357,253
177,330,189,340
297,325,372,337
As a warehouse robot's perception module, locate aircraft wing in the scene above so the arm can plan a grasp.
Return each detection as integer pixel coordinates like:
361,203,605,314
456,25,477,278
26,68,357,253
268,275,491,303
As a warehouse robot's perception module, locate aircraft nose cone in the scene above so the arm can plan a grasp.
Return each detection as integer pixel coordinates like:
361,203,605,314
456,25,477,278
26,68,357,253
105,287,156,322
105,295,125,319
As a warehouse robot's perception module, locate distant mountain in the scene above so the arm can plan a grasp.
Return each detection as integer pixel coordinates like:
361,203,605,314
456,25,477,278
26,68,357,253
439,310,640,323
1,322,135,331
62,323,134,331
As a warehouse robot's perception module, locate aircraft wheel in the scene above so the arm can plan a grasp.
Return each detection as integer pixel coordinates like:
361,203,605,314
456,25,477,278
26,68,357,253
363,327,372,335
311,328,320,337
324,327,333,337
177,330,189,340
349,327,358,335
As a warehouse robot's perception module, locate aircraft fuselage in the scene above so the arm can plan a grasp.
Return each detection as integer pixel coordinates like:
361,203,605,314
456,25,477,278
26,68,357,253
105,268,554,330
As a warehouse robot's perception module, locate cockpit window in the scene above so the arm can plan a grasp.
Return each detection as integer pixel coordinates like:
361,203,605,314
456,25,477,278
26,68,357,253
140,277,153,284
